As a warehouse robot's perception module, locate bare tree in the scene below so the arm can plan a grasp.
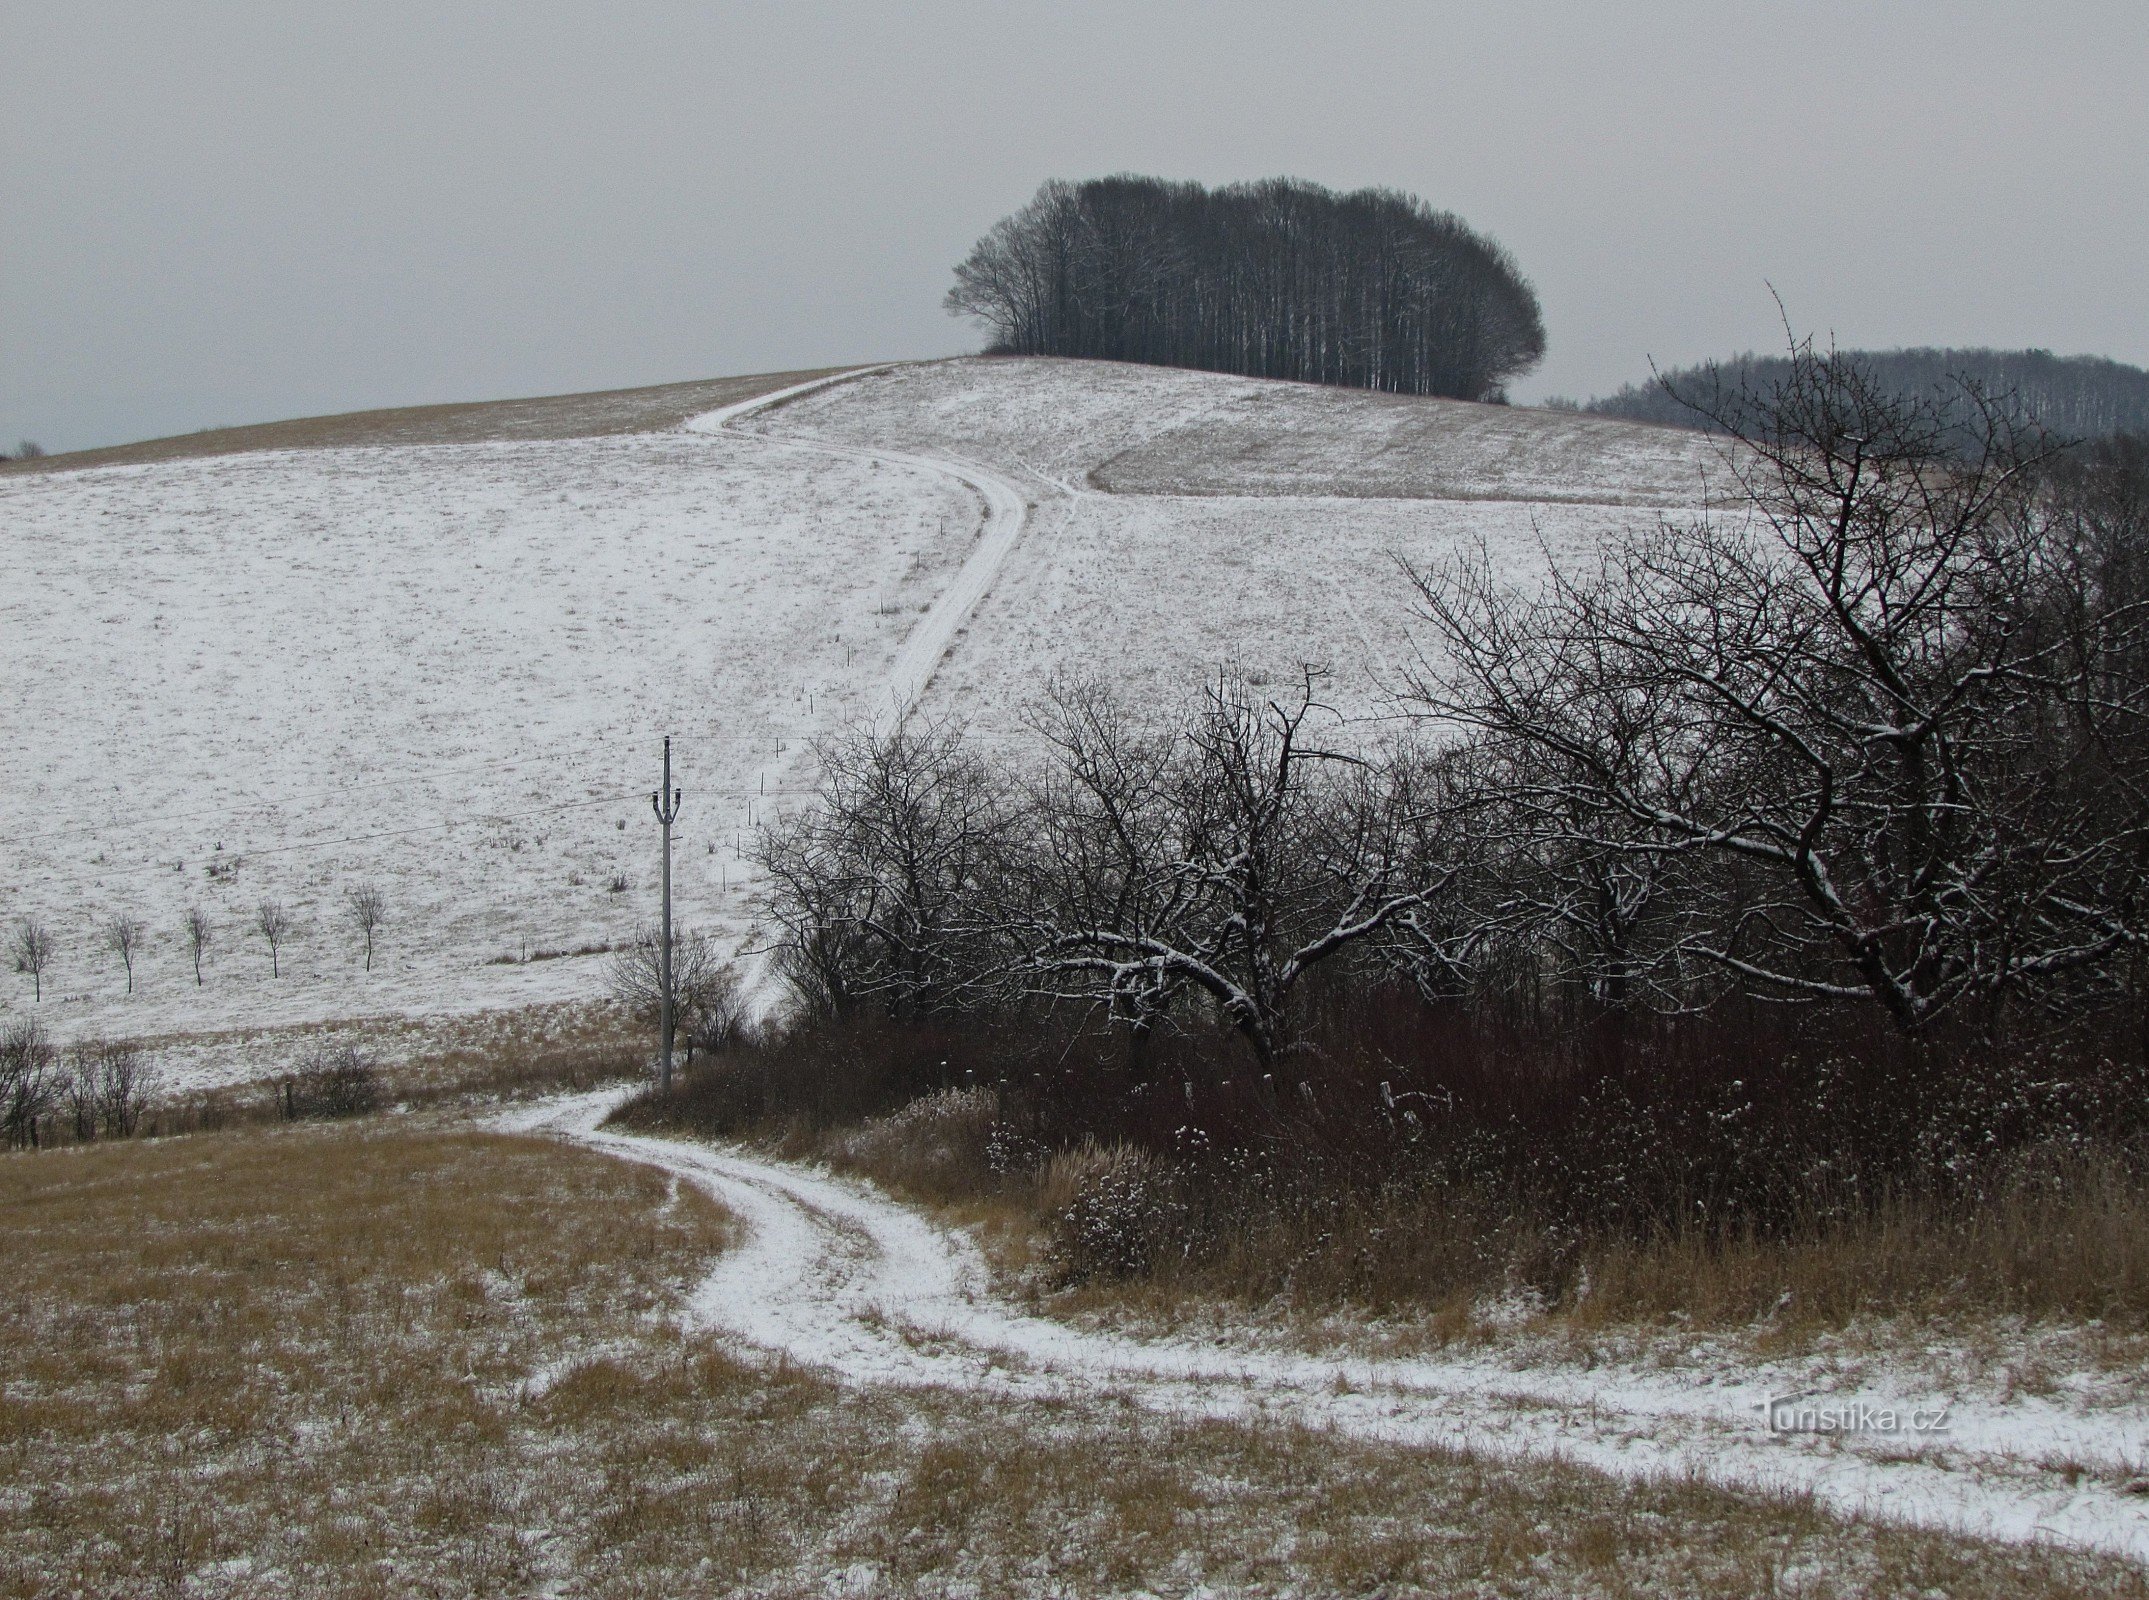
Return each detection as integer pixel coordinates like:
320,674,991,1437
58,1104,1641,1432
12,917,55,1002
105,914,147,995
0,1019,56,1148
254,900,289,978
1015,672,1459,1064
184,907,212,986
758,721,1018,1019
608,928,742,1061
345,883,386,972
1406,339,2149,1033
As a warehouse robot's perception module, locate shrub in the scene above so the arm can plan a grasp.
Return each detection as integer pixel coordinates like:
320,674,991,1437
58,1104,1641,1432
284,1047,380,1120
829,1086,1001,1203
1039,1140,1177,1283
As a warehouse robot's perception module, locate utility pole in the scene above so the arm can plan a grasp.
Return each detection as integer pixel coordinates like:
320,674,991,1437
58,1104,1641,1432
651,736,682,1093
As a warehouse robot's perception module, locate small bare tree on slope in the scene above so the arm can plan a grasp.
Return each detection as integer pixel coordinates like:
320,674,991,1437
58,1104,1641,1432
184,907,212,986
12,918,55,1002
345,883,386,971
254,900,289,978
105,914,147,994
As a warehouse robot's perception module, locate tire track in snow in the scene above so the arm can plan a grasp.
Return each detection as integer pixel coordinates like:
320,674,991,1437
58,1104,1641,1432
684,366,1030,728
503,1090,2149,1567
678,367,1034,1014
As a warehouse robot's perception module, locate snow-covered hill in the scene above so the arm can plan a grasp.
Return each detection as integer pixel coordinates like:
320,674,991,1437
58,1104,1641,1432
0,359,1723,1083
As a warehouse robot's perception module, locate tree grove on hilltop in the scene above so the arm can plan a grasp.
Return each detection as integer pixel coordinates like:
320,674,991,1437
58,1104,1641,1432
945,176,1546,402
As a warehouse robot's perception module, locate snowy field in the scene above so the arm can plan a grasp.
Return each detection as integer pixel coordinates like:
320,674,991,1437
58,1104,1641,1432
2,359,1714,1084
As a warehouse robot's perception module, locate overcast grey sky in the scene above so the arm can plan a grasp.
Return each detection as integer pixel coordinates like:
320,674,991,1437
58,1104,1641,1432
6,1,2145,453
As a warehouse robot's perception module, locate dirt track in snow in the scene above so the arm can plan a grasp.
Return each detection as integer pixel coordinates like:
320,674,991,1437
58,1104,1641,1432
501,1089,2149,1567
685,368,1030,728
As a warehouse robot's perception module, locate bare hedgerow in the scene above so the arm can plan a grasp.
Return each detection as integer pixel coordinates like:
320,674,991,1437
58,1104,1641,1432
65,1042,160,1140
283,1046,379,1120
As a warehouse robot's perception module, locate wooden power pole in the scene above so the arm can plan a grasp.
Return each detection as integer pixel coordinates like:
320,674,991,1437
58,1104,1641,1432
651,736,682,1093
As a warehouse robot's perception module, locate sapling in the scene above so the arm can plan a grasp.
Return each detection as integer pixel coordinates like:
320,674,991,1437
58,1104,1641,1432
254,899,289,977
345,883,386,972
185,907,212,986
11,918,54,1002
105,914,147,994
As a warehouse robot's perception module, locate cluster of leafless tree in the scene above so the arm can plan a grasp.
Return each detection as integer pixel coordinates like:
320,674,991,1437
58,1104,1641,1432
764,344,2149,1062
762,671,1453,1065
0,1022,159,1149
946,175,1546,402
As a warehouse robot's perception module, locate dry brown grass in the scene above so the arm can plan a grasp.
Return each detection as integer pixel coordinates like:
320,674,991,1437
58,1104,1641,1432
30,1001,653,1151
4,1120,2142,1596
0,365,863,476
765,1086,2149,1363
1571,1157,2149,1333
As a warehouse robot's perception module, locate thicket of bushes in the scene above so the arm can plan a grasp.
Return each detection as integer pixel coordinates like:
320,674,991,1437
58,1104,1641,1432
628,993,2149,1323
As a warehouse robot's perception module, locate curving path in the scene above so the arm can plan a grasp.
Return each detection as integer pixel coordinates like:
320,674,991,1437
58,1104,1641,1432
684,367,1029,728
500,1089,2149,1567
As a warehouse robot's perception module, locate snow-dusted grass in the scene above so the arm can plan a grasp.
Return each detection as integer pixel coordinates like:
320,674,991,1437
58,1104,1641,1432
6,1113,2137,1598
746,358,1723,747
0,410,975,1082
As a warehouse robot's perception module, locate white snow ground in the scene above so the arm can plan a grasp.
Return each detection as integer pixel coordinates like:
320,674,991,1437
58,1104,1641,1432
2,358,1713,1083
503,1089,2149,1568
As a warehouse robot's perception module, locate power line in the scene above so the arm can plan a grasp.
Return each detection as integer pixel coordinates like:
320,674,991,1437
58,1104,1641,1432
9,748,593,848
25,790,648,890
10,726,786,851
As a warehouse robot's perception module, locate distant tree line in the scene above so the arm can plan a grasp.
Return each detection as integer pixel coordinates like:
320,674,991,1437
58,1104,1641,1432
946,176,1546,402
1589,347,2149,441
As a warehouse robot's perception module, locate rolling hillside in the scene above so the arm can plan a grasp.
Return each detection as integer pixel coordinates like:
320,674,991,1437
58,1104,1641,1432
0,359,1724,1084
